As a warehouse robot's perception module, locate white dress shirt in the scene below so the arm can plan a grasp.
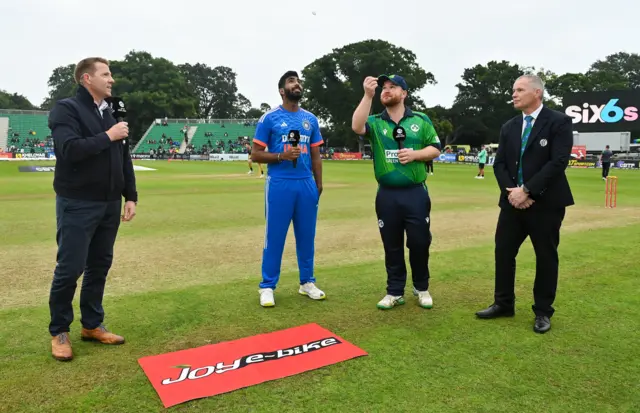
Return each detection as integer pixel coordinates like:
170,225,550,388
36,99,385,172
521,103,544,135
95,100,109,118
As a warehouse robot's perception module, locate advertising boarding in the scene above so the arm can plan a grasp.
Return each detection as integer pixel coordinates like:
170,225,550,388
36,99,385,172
563,90,639,133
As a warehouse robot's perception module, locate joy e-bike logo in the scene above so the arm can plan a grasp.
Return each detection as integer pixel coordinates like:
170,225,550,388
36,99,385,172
565,99,638,124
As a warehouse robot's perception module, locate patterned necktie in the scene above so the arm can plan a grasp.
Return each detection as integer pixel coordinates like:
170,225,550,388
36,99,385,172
517,115,534,186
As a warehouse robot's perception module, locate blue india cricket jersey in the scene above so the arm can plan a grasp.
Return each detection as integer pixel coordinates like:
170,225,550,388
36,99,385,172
255,105,324,290
253,106,324,179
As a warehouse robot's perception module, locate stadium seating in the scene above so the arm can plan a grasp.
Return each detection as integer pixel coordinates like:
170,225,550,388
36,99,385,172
134,123,186,154
188,122,256,153
0,112,258,155
1,112,51,153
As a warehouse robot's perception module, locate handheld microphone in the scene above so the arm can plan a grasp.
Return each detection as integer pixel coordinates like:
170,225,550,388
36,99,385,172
106,97,128,146
288,130,300,168
106,96,127,122
393,126,406,150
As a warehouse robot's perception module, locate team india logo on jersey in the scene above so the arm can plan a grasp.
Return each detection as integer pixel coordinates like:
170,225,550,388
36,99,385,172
302,120,311,130
281,133,311,154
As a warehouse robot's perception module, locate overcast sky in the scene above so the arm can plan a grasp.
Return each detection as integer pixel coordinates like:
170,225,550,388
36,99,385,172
1,0,637,112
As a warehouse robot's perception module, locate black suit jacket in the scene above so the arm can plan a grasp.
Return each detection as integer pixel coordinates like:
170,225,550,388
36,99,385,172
493,106,574,210
49,86,138,203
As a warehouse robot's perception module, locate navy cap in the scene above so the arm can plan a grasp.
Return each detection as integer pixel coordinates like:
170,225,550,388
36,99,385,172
377,74,408,90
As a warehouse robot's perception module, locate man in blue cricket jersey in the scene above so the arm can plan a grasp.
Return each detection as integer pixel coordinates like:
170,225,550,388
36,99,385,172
250,70,325,307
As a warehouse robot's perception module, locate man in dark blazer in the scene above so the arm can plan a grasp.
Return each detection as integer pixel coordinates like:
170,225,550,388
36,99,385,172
475,74,574,334
48,57,138,361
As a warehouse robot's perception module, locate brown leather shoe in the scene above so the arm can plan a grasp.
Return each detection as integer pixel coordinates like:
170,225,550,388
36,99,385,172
51,332,73,361
81,325,125,345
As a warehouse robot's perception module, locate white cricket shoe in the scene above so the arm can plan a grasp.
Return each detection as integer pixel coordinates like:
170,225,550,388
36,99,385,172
413,287,433,309
259,288,275,307
247,170,253,175
298,282,326,300
260,174,264,178
377,295,405,310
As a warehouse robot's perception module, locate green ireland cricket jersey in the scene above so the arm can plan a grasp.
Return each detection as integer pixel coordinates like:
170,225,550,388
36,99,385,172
478,149,487,163
364,107,441,187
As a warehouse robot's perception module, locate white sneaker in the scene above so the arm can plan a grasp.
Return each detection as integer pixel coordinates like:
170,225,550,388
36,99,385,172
259,288,275,307
260,174,264,178
298,282,326,300
247,170,253,175
413,287,433,309
377,295,405,310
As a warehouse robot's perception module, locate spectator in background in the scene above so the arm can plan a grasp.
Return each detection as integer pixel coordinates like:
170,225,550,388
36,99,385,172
426,159,434,175
600,145,612,180
476,145,487,179
245,142,264,178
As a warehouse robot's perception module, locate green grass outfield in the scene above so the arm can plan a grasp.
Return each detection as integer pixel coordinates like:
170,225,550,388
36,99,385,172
0,160,639,412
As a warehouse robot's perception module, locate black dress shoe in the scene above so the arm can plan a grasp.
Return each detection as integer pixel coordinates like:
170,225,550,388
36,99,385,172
475,304,515,319
534,316,551,333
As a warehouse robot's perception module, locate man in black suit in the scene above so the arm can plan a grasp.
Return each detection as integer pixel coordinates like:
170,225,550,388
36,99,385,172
475,74,574,334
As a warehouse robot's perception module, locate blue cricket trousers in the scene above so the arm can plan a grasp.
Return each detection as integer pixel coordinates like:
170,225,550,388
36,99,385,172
260,176,320,289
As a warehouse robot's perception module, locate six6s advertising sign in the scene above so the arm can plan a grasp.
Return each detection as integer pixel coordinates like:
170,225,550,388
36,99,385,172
563,91,639,132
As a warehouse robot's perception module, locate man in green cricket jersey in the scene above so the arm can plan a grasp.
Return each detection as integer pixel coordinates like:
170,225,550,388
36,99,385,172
476,145,487,179
351,74,441,310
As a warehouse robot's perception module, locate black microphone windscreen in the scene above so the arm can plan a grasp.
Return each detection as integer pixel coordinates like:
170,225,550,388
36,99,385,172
107,97,127,121
288,130,300,146
288,130,301,168
393,126,406,149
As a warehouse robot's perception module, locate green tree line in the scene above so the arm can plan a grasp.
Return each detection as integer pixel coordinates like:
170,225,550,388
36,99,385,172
1,42,638,148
